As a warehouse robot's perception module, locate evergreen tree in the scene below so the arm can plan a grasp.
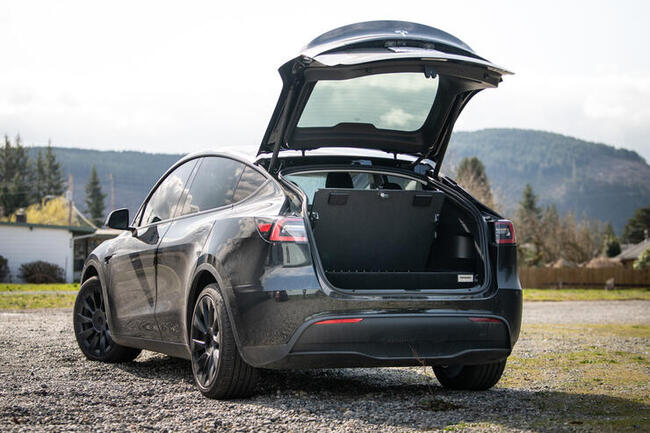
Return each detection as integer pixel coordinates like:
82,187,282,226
31,150,47,204
622,206,650,244
0,135,10,216
85,165,106,226
456,156,495,209
44,141,64,196
515,184,543,265
0,135,31,216
602,223,621,257
518,184,541,219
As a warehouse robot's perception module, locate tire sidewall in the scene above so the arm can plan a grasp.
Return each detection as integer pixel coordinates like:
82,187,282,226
73,277,106,361
191,285,227,394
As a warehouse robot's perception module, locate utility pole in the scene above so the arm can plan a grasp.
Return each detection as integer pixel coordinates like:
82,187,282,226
109,173,115,212
67,173,73,225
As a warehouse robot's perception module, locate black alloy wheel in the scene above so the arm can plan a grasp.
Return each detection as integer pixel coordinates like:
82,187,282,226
190,285,258,399
73,276,141,362
191,294,221,388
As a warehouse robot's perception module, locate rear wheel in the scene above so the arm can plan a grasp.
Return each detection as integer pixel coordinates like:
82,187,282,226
433,360,506,390
190,284,258,399
73,277,141,362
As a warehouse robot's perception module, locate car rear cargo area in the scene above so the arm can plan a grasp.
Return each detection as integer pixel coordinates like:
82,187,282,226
306,184,486,291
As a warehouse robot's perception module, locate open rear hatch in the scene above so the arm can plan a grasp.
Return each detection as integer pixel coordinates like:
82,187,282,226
259,20,511,173
265,21,510,292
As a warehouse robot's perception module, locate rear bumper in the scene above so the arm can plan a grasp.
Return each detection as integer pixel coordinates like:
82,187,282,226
245,313,511,369
231,266,522,368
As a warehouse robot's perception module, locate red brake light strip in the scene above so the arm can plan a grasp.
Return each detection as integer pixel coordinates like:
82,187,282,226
469,317,501,323
314,318,363,325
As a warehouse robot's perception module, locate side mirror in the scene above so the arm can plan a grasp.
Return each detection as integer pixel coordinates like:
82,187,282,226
105,208,132,231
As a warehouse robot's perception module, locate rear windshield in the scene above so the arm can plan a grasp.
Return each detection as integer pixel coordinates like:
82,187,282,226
285,171,424,204
297,72,439,132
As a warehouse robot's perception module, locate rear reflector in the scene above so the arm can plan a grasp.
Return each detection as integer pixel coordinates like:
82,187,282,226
494,219,516,245
314,318,363,325
469,317,501,323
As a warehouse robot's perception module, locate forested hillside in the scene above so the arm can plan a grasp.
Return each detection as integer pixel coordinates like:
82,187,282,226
26,147,182,220
445,129,650,231
29,128,650,231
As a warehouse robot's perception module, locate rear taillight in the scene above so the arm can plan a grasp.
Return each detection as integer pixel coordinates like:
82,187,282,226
494,219,516,245
255,217,307,243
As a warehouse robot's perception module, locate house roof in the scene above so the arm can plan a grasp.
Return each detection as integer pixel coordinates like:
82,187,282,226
0,220,95,234
616,238,650,261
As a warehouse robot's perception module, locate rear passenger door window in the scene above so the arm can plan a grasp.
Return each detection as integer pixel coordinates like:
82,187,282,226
177,157,244,216
232,166,268,203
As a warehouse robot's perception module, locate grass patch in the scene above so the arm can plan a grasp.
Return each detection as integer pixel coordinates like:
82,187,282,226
502,348,649,399
523,288,650,302
0,283,78,292
499,345,649,431
494,324,650,431
0,293,77,309
524,323,650,339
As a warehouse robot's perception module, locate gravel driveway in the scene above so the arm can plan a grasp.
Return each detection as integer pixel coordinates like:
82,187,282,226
1,301,648,432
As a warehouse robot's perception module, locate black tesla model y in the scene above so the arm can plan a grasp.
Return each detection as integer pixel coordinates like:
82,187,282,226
73,21,522,399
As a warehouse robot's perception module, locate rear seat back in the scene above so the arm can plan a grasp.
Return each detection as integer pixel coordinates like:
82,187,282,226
311,189,444,272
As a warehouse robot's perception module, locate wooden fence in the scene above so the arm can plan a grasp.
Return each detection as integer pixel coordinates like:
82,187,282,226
519,267,650,289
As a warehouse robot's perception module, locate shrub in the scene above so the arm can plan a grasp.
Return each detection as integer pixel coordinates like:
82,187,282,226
633,247,650,270
18,261,65,284
0,255,8,282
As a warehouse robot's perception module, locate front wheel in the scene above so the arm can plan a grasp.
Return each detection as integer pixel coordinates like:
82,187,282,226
73,277,141,363
190,284,258,399
433,360,507,390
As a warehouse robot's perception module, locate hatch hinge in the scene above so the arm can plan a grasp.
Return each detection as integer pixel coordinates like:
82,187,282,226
424,65,437,79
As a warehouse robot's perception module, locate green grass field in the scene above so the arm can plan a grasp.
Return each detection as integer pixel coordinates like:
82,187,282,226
523,288,650,301
0,293,78,309
0,284,648,309
0,283,78,292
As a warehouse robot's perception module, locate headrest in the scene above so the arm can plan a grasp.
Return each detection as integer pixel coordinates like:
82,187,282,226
325,172,353,189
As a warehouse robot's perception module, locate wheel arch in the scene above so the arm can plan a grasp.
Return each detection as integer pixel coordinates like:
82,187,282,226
186,259,250,363
81,262,99,283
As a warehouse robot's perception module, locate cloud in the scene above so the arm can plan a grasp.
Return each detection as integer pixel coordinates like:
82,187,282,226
0,0,648,162
379,108,417,128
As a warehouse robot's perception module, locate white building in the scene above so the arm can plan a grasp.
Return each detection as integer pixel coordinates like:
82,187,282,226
0,221,95,283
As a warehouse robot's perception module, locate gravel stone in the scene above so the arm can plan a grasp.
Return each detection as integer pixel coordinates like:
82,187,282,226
0,301,647,432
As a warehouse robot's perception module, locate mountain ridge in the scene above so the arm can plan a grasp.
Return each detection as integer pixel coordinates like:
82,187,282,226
26,128,649,232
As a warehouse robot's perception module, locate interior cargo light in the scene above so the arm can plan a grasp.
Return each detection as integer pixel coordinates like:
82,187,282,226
314,318,363,325
494,219,516,245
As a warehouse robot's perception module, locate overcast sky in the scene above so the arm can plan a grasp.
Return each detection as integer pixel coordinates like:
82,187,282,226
1,0,649,160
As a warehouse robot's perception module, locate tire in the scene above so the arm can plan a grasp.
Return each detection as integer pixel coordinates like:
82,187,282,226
73,276,141,363
190,284,259,399
433,360,507,390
